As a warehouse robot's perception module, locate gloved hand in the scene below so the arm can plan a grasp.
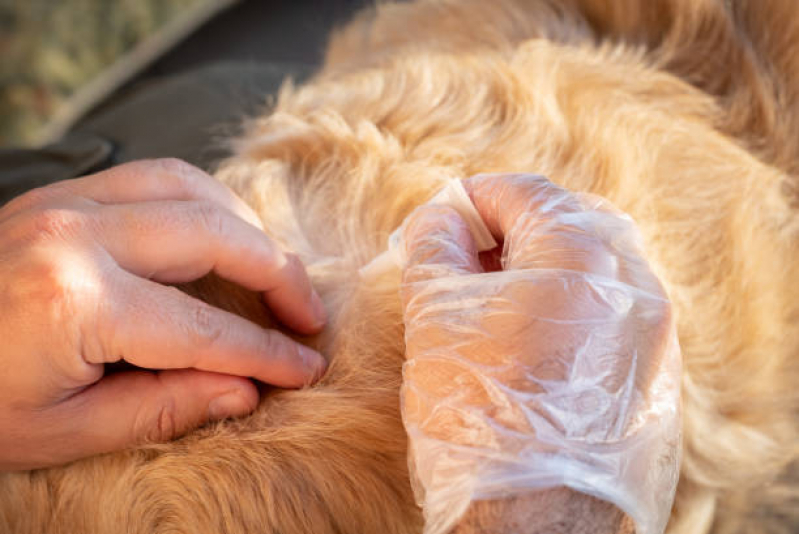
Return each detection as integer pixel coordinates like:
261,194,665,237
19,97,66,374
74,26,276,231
399,174,681,534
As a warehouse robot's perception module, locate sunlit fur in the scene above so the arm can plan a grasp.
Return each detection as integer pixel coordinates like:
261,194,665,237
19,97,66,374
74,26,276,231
2,1,798,533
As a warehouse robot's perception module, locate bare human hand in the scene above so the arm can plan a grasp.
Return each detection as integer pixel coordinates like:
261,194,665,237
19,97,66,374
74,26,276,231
0,159,327,470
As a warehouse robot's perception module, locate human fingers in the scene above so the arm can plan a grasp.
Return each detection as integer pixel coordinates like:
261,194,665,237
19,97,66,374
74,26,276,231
94,199,325,334
0,158,263,230
93,270,326,388
10,369,258,470
0,160,326,334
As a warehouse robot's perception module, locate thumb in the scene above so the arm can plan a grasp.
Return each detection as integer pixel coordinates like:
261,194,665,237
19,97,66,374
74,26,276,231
400,204,482,288
60,369,258,456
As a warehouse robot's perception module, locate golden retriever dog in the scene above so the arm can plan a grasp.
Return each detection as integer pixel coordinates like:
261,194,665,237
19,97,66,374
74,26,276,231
1,0,798,533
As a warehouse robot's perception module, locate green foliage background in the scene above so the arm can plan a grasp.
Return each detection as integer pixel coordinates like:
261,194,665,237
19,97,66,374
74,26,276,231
0,0,205,147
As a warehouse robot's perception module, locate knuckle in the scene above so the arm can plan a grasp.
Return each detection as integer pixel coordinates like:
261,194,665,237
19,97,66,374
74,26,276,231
254,236,283,276
157,157,203,192
281,252,314,292
194,201,227,236
260,330,293,361
156,157,197,176
136,399,178,443
33,255,102,324
188,303,224,349
281,251,303,275
404,205,460,244
5,186,54,213
27,207,86,243
38,260,72,301
258,329,280,357
410,204,456,227
6,182,80,218
654,297,673,325
156,158,204,191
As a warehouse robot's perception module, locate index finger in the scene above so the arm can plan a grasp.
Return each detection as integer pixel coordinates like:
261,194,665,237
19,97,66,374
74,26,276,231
95,270,327,388
94,199,325,335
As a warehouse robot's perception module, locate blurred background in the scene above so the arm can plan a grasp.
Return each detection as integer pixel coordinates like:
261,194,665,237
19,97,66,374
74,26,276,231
0,0,368,148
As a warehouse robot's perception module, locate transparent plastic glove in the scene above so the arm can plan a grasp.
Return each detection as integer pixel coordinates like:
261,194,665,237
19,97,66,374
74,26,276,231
398,174,682,534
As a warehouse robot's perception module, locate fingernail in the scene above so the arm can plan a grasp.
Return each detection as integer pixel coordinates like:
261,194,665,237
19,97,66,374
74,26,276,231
311,291,327,327
208,391,253,421
299,345,327,384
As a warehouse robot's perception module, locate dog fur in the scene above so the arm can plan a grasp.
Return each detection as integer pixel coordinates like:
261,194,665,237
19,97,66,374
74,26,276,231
1,0,798,532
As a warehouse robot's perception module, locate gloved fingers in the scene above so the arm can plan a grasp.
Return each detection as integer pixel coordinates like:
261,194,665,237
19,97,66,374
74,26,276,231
512,205,670,302
400,173,682,534
464,174,662,295
462,173,581,241
463,174,616,272
504,212,619,275
401,204,482,288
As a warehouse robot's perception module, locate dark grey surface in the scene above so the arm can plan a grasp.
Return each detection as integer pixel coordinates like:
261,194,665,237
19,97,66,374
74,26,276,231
79,0,370,125
0,133,114,205
140,0,371,76
0,61,311,206
65,0,370,174
2,0,371,204
74,62,314,171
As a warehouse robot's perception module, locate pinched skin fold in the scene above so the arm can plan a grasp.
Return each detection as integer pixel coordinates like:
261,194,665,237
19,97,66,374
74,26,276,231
399,174,681,534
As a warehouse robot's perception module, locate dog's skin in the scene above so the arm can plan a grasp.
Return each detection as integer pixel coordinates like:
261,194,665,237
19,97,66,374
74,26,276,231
2,0,798,533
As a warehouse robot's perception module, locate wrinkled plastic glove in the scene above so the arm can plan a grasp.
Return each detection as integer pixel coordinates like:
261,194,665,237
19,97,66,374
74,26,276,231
398,174,682,534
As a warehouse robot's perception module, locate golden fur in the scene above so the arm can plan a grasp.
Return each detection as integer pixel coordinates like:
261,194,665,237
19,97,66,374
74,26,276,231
2,0,798,532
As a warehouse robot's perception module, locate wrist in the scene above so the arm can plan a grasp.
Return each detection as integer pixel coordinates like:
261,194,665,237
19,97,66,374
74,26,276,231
452,487,635,534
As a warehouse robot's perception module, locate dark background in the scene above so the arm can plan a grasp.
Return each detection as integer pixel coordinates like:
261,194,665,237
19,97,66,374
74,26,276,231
143,0,371,75
84,0,371,122
0,0,374,202
70,0,373,170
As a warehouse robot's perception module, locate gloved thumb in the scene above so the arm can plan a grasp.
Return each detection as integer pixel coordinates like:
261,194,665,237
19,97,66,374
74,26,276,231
400,204,482,288
54,369,257,462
